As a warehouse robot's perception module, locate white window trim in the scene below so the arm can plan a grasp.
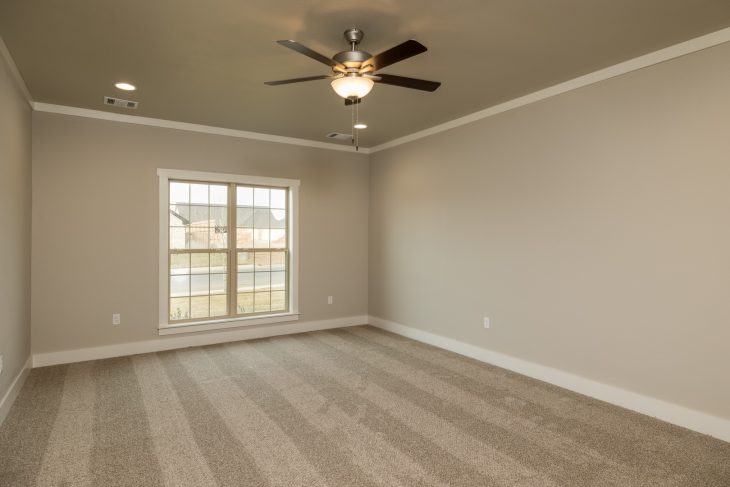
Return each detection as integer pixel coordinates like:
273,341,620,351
157,168,300,335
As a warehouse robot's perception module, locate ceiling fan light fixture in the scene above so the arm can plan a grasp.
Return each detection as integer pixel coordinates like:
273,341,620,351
331,76,374,99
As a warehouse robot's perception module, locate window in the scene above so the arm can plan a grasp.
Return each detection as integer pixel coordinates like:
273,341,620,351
158,169,299,334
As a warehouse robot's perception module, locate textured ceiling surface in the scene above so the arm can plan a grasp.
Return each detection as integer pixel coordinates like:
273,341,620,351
2,0,730,147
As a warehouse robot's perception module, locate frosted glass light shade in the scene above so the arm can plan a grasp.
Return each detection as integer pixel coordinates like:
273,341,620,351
331,76,374,99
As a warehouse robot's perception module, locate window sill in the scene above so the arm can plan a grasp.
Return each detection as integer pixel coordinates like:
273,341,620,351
158,312,299,336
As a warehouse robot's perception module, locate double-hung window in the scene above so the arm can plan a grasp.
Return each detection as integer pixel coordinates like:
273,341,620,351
158,169,299,334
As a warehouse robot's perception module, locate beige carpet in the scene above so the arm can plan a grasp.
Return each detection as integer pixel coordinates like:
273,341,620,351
1,326,728,486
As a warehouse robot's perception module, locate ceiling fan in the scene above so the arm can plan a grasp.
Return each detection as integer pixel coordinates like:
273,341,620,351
264,28,441,105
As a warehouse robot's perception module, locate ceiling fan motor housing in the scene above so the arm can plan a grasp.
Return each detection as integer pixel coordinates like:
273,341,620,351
333,49,372,68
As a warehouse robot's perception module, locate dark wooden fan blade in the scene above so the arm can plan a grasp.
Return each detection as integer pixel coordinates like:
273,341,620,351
344,97,362,106
264,75,332,86
363,40,427,71
375,73,441,92
276,40,343,68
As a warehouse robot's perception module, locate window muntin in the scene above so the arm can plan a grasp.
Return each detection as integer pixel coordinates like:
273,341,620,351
167,180,289,323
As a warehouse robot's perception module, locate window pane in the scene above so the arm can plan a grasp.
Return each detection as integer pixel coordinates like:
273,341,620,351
209,227,227,249
237,186,253,206
237,208,253,227
255,271,271,291
170,227,188,249
210,295,227,317
170,275,190,297
270,189,286,209
271,291,286,311
253,229,269,248
170,297,190,321
270,209,286,229
237,252,254,272
209,185,228,205
191,296,209,319
237,292,254,314
210,274,227,295
170,205,190,226
190,184,208,204
254,252,270,271
254,209,270,228
210,252,227,273
238,272,254,292
270,229,286,249
170,253,190,275
191,253,209,274
254,188,270,207
271,271,286,290
271,251,286,271
254,292,271,312
170,182,189,205
237,228,253,248
210,207,227,227
190,227,209,249
191,274,209,296
190,206,209,226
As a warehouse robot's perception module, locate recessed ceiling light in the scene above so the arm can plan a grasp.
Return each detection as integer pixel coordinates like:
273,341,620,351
354,123,367,129
115,82,136,91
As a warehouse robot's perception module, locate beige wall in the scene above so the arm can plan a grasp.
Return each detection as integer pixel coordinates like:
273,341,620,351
0,50,31,399
369,42,730,420
32,113,369,354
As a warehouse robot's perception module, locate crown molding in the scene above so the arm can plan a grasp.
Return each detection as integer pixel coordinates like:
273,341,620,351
370,27,730,153
0,34,33,108
32,102,370,154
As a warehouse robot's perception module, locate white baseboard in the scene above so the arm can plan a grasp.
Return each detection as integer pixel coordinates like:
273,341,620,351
33,315,368,368
369,316,730,443
0,356,32,426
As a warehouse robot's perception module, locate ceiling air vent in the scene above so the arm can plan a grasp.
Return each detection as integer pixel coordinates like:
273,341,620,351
104,96,138,109
326,132,351,141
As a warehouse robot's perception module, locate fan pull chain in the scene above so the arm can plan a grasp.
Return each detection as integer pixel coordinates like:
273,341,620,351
349,97,360,151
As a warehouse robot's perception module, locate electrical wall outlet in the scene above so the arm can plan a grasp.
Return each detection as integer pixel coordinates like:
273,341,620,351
112,313,121,326
327,296,333,305
483,317,490,329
